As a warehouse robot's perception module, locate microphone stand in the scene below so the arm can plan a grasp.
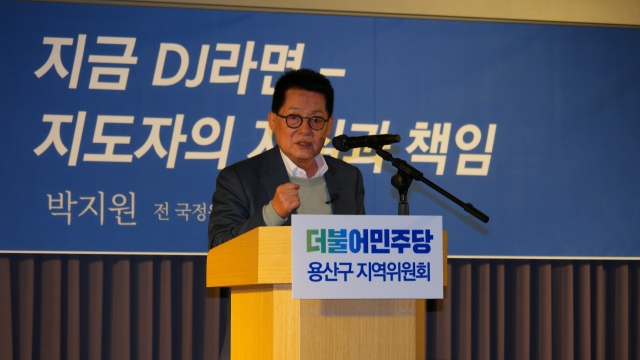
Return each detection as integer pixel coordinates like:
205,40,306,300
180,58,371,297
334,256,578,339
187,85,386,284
373,147,490,223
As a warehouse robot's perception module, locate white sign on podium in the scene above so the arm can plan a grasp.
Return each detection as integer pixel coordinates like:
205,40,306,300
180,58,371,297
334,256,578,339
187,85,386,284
292,215,443,299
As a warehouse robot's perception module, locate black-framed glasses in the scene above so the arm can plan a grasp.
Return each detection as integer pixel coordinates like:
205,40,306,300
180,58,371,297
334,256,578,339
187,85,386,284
275,113,328,130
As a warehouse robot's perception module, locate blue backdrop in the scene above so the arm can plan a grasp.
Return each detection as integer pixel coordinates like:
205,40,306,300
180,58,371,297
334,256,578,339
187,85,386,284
1,0,639,256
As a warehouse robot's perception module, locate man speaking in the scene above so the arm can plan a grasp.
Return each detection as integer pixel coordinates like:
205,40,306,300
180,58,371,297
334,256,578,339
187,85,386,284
207,68,366,359
208,68,366,248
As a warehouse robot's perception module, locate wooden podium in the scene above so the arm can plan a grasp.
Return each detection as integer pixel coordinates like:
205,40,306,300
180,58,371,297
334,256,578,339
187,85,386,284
206,226,447,359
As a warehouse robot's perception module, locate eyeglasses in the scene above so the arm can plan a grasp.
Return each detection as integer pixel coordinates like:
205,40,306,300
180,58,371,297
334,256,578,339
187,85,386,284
275,113,329,131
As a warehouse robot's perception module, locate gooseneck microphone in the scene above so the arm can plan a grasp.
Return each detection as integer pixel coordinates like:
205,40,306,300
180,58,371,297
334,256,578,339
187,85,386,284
332,134,401,151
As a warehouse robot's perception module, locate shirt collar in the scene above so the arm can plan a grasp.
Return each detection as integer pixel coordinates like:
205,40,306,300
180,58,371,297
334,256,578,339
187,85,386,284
279,149,328,179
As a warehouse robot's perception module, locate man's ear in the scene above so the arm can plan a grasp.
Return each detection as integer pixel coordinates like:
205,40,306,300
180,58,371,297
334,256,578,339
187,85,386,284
267,112,276,131
326,116,335,135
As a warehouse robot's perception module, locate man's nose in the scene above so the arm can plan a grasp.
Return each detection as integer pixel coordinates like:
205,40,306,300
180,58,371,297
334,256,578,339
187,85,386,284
297,118,313,133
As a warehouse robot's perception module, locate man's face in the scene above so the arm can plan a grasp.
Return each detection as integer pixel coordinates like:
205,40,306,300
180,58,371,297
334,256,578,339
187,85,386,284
268,88,334,169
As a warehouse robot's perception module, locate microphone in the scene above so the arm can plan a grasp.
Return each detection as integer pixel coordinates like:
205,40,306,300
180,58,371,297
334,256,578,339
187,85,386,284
325,193,340,204
332,134,400,151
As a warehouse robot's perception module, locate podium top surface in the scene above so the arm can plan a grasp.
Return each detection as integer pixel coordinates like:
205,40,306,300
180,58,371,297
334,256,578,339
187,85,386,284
207,225,448,288
206,227,291,287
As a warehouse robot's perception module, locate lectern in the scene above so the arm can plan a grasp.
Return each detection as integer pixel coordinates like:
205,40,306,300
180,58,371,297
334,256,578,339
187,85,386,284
206,226,447,359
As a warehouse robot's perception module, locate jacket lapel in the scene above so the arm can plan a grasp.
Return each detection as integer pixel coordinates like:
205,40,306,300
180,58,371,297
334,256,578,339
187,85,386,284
260,147,294,224
324,162,344,214
260,147,289,200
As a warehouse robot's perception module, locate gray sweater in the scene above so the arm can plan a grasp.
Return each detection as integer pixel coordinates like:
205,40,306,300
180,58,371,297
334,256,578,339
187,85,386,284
262,175,332,225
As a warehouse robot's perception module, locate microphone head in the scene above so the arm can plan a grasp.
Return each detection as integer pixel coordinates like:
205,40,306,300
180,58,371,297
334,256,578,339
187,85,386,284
332,135,350,151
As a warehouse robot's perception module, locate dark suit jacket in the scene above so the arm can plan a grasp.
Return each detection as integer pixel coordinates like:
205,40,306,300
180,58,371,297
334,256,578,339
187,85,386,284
208,146,366,249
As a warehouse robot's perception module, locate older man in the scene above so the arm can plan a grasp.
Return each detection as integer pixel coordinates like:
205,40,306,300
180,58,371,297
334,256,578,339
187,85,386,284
207,68,366,360
208,68,366,248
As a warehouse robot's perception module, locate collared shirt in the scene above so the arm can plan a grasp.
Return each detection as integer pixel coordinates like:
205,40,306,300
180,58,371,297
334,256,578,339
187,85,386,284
279,149,328,178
